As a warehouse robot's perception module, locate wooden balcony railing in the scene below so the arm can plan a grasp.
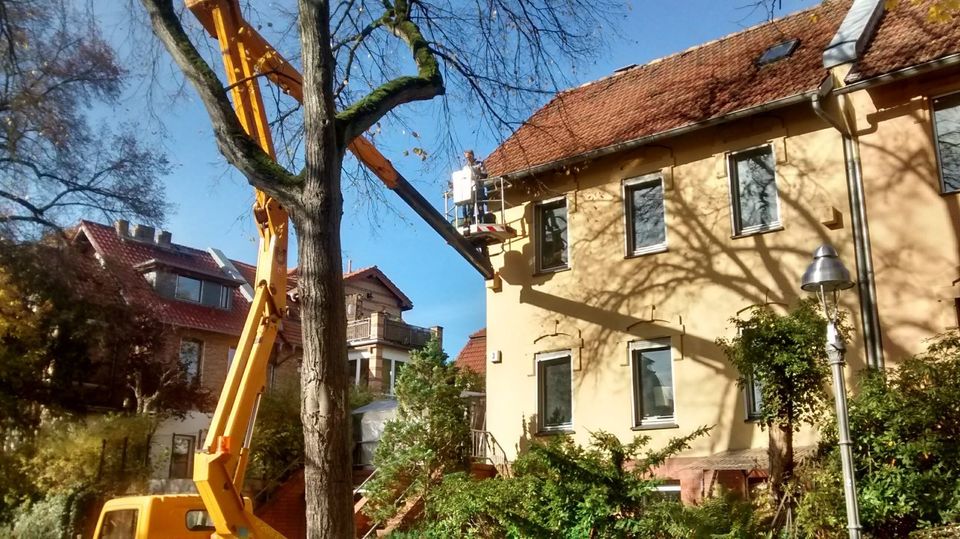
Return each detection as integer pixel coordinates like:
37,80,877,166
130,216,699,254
346,314,434,348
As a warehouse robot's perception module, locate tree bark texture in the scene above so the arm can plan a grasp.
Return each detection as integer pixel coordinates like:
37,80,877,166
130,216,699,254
295,0,355,537
768,424,794,504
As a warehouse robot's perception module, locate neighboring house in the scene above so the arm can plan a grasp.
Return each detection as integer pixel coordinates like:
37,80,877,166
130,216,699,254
73,219,437,492
342,266,443,394
479,0,960,503
454,328,487,377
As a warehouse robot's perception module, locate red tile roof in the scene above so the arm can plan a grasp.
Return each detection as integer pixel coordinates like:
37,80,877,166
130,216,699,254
77,220,250,337
483,0,851,178
454,328,486,376
483,0,960,179
846,1,960,83
78,220,416,348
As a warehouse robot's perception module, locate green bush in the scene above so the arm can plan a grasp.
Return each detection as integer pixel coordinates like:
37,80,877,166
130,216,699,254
364,338,472,523
248,381,304,491
25,414,153,495
797,332,960,538
1,485,94,539
408,427,710,538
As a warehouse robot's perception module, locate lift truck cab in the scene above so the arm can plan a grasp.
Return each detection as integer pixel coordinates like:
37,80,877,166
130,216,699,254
93,494,249,538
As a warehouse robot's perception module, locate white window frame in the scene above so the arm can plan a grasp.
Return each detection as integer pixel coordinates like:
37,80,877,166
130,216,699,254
226,347,236,371
622,173,668,257
536,350,574,433
931,91,960,195
175,275,231,309
535,196,570,273
385,358,409,395
630,338,676,428
728,144,783,236
348,357,362,386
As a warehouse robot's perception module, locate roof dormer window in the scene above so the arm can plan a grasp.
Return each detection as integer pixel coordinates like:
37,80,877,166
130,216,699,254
175,274,232,309
757,39,800,66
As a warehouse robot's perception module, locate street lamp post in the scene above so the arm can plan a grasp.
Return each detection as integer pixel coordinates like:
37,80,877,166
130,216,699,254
801,245,862,539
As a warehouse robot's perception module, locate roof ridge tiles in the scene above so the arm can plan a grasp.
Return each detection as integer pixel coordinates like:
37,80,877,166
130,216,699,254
560,0,840,95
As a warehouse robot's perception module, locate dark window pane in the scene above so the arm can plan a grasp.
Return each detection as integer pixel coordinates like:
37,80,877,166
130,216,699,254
200,281,223,307
935,94,960,193
539,356,572,429
538,199,568,271
732,147,779,233
633,345,674,423
747,376,763,419
175,275,202,302
98,509,138,539
627,178,666,252
185,510,215,532
180,339,202,382
169,434,194,479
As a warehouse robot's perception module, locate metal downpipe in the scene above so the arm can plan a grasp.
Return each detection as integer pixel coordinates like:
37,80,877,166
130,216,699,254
811,93,885,369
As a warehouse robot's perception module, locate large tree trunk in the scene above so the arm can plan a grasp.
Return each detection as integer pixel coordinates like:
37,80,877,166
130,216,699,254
296,0,354,536
296,203,354,538
768,423,794,505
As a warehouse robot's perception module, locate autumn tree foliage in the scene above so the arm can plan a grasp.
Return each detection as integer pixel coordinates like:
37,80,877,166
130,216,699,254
0,239,208,437
0,0,169,239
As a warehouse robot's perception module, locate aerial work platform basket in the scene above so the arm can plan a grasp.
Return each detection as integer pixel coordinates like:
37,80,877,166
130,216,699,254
444,153,516,245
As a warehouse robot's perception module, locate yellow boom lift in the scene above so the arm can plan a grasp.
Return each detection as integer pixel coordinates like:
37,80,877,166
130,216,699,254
92,0,508,537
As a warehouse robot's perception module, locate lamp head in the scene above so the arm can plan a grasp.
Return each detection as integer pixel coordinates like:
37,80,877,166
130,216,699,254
801,244,854,293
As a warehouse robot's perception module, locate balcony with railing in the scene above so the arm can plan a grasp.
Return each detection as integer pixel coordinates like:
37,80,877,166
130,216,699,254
346,312,435,349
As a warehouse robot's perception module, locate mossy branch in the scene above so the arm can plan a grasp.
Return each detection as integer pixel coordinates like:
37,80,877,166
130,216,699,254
138,0,302,198
335,3,444,145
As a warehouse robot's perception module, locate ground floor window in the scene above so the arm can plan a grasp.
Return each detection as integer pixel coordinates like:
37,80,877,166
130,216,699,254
653,479,682,502
745,375,763,420
169,434,195,479
537,351,573,432
631,339,675,426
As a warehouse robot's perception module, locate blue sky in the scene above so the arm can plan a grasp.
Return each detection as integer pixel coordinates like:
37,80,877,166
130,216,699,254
100,0,819,355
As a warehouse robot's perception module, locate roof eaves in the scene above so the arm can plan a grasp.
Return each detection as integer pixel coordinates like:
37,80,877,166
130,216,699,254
495,90,819,183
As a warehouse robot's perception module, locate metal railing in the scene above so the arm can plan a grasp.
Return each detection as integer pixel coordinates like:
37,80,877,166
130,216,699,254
469,429,511,477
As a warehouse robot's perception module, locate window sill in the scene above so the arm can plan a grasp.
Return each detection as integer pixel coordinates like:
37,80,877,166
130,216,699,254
744,417,763,424
536,428,574,437
731,224,783,240
534,265,571,277
632,422,678,431
625,245,668,259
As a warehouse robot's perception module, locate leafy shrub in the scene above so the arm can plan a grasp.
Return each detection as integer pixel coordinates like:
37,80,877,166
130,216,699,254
25,414,153,495
0,484,94,539
408,427,710,538
364,338,472,523
797,332,960,538
248,381,304,491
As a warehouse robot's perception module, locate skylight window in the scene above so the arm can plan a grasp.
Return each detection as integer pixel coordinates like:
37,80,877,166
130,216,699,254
757,39,800,66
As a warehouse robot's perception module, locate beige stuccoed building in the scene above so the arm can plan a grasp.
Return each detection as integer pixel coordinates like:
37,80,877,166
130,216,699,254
476,0,960,502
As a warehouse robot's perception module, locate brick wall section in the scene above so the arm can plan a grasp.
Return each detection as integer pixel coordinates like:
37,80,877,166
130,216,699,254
256,469,306,539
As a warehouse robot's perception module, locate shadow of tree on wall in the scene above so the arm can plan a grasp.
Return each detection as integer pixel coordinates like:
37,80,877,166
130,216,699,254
490,88,959,455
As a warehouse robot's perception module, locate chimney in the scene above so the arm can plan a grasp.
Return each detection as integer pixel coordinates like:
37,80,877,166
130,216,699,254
114,219,129,238
131,224,156,242
157,230,172,246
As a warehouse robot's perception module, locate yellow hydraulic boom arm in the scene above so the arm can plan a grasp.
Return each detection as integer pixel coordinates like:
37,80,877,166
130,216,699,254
178,1,493,538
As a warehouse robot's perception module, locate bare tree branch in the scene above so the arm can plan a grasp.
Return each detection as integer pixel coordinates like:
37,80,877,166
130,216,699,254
335,0,444,145
138,0,302,201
